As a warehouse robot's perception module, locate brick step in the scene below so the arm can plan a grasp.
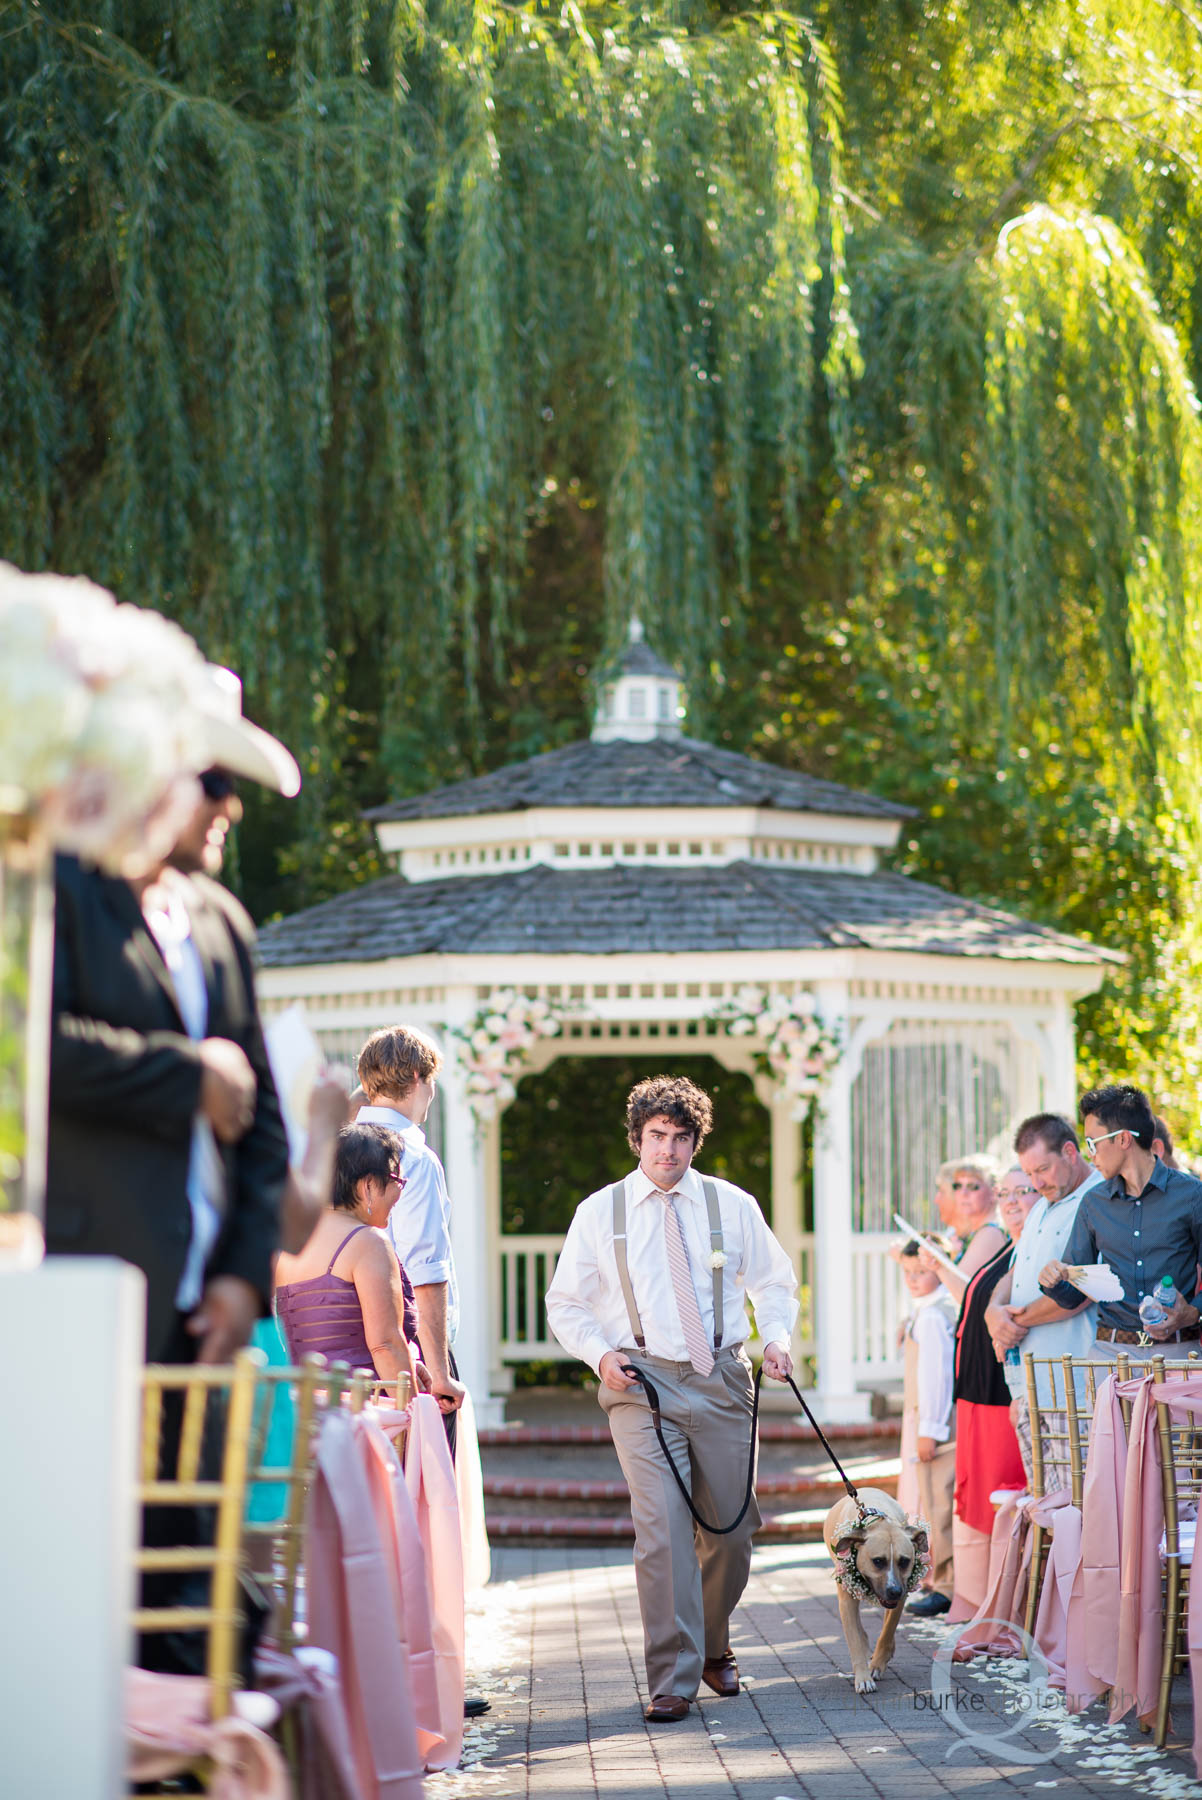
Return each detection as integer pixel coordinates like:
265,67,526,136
486,1507,833,1544
482,1470,898,1504
478,1419,899,1448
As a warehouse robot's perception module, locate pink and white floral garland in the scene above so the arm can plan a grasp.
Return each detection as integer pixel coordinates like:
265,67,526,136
453,991,567,1124
712,984,841,1121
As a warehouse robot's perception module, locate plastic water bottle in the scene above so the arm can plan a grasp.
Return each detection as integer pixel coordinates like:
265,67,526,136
1139,1277,1181,1329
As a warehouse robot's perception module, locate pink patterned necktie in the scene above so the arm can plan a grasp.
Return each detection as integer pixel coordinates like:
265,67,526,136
661,1192,715,1375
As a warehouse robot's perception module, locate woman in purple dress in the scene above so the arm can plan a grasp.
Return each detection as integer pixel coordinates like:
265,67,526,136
274,1122,422,1384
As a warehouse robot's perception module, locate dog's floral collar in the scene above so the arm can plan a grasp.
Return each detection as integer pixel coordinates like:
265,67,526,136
833,1511,931,1605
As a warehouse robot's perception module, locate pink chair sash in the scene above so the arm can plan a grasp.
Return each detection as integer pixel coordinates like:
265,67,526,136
1149,1380,1202,1776
455,1390,492,1595
125,1668,287,1799
357,1407,447,1766
1076,1374,1127,1698
307,1409,425,1800
951,1491,1030,1660
252,1644,366,1800
1112,1380,1172,1727
1028,1487,1078,1688
404,1394,466,1771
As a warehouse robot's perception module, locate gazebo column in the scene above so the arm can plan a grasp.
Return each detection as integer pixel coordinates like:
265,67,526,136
440,1017,505,1429
758,1075,805,1410
810,984,871,1423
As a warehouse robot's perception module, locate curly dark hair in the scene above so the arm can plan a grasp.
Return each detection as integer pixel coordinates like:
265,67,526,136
626,1075,714,1157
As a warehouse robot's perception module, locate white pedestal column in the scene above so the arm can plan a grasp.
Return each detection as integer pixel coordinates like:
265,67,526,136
0,1257,145,1799
440,1027,504,1429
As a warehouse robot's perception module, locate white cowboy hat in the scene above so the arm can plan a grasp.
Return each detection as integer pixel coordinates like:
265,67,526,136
196,666,301,797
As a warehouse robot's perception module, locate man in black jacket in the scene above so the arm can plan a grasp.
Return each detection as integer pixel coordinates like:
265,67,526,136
46,669,299,1364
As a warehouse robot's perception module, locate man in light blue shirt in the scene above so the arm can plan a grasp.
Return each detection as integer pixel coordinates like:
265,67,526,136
985,1113,1102,1484
356,1025,464,1446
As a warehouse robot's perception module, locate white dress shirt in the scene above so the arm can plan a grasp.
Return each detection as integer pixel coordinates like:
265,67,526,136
356,1103,459,1343
143,881,224,1313
1004,1167,1104,1402
545,1165,799,1376
906,1289,957,1442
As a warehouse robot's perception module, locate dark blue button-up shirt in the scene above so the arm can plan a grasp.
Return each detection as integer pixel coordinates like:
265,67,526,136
1045,1158,1202,1330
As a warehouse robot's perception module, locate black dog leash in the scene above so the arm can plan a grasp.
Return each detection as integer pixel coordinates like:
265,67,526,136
620,1362,863,1535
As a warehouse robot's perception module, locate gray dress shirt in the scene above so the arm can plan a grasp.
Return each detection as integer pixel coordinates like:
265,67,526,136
1045,1157,1202,1329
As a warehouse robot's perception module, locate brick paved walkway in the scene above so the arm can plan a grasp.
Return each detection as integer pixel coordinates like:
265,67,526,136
429,1544,1200,1800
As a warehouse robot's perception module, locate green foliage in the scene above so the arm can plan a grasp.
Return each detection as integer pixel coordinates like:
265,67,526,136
0,0,853,771
500,1055,775,1234
7,1,1202,1125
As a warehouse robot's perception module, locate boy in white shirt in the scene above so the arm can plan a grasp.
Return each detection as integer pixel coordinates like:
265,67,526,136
898,1240,957,1616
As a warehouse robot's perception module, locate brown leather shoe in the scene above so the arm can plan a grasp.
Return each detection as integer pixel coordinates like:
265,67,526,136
701,1651,740,1697
644,1694,690,1722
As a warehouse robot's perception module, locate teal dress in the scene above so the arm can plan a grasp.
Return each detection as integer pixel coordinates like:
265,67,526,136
246,1315,294,1524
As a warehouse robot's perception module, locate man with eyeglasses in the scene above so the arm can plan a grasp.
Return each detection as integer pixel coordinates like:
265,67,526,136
1038,1084,1202,1357
984,1114,1106,1484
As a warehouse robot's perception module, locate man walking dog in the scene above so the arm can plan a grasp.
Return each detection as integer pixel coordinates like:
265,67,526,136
546,1075,798,1721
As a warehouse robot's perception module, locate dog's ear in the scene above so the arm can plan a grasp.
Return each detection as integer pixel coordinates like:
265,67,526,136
834,1528,866,1558
908,1524,930,1557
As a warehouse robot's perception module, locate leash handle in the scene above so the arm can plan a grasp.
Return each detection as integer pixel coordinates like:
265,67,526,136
618,1362,860,1537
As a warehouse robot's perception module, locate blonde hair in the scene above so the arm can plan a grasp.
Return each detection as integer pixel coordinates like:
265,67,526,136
949,1152,1000,1187
357,1024,443,1102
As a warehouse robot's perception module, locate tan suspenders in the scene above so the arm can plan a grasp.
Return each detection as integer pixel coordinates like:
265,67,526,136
611,1179,725,1353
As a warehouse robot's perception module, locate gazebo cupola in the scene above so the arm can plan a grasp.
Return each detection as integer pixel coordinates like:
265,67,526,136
592,617,684,742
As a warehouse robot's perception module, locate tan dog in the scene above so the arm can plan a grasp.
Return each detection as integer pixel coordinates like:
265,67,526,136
823,1486,928,1694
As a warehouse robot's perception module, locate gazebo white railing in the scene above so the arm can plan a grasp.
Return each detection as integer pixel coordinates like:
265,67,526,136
497,1230,818,1363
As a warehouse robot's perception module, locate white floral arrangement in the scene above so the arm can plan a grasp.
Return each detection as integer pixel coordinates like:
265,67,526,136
711,983,841,1121
0,562,213,874
453,990,567,1123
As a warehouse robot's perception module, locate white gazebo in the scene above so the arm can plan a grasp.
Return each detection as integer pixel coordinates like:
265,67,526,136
257,625,1117,1423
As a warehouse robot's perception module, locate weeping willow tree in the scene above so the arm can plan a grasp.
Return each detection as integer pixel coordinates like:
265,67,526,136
0,0,858,768
6,0,1202,1118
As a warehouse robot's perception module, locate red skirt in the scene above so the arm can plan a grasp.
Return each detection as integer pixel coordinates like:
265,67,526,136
954,1398,1026,1536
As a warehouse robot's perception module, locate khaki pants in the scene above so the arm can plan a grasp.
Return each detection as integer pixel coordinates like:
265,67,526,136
915,1439,956,1595
600,1346,760,1700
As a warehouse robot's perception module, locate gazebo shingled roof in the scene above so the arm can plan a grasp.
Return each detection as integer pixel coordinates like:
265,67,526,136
256,859,1118,969
362,734,917,825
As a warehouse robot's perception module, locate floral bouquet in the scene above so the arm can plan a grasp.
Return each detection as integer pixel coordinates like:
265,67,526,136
0,562,219,1260
0,561,214,875
712,983,841,1121
453,991,566,1124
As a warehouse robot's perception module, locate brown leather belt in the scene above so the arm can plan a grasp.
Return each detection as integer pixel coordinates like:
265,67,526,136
1096,1324,1202,1345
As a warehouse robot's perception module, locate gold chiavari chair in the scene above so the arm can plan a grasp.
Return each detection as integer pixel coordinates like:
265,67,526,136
243,1361,411,1653
131,1347,266,1794
1022,1354,1112,1638
365,1372,414,1466
1114,1350,1201,1436
242,1355,349,1655
1152,1367,1202,1745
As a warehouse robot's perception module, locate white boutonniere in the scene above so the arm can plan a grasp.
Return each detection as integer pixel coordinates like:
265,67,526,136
709,1250,728,1270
